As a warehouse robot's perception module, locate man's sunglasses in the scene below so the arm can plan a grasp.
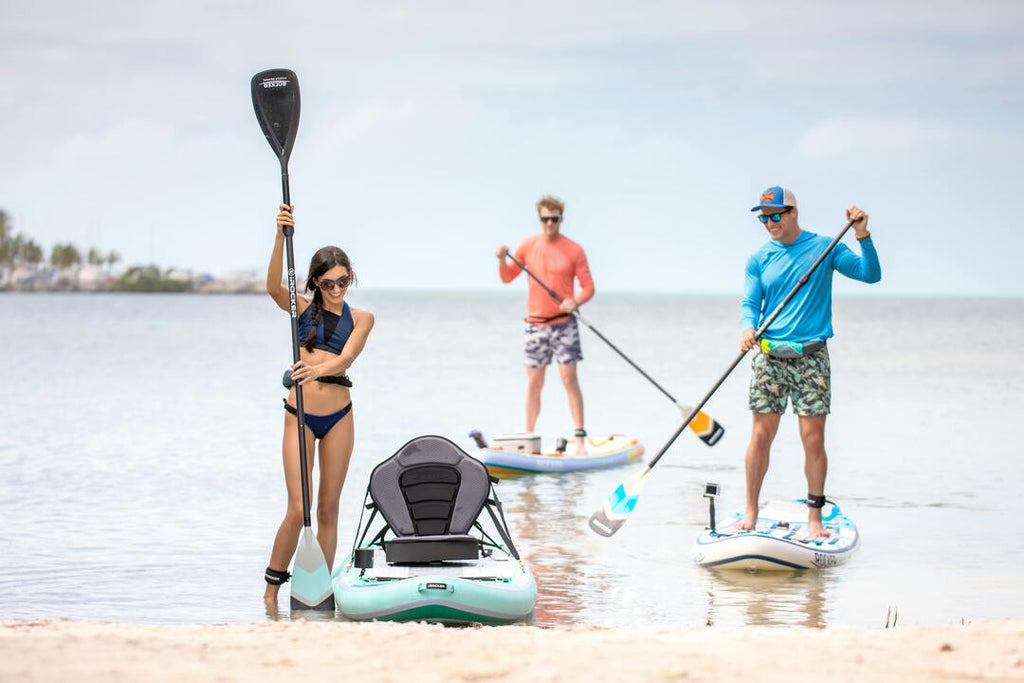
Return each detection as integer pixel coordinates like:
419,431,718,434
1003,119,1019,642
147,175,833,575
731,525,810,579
758,208,792,224
319,276,350,291
540,216,562,224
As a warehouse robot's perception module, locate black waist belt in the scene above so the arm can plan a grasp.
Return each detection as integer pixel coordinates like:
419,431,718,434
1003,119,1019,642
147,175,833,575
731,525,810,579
281,370,353,388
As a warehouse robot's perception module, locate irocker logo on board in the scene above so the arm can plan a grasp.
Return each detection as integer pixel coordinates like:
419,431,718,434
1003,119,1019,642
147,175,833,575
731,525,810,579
813,552,837,568
261,78,289,88
425,583,448,590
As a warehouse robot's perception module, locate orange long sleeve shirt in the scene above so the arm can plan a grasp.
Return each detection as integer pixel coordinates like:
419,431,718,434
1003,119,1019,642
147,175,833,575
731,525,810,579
499,233,595,325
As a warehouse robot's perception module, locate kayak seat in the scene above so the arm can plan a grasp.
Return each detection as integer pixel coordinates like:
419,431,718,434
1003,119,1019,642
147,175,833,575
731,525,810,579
369,436,492,564
383,535,479,563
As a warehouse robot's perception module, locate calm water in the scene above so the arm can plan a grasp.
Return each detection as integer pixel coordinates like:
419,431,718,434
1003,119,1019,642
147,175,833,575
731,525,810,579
1,292,1022,627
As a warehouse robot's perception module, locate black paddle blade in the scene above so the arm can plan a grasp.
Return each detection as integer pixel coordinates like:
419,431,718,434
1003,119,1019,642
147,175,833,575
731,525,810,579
699,419,726,447
251,69,301,161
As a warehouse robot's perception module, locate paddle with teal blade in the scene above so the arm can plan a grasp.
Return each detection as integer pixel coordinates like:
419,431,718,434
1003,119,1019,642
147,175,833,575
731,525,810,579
251,69,333,610
588,468,649,536
505,253,725,446
589,220,856,537
291,528,334,610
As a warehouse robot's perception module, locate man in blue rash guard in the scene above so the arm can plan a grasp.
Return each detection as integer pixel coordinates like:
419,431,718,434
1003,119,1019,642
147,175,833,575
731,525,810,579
737,186,881,538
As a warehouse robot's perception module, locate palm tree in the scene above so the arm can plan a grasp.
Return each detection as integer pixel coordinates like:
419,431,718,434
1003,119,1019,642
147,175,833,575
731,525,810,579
106,250,122,271
50,243,82,270
9,234,25,266
87,247,104,266
0,210,11,267
21,240,44,268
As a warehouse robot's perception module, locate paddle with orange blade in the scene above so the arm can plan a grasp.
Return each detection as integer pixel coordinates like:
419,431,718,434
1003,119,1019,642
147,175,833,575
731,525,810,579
505,252,725,446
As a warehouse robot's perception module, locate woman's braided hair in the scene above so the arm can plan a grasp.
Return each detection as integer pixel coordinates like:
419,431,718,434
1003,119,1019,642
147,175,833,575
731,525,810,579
302,246,357,353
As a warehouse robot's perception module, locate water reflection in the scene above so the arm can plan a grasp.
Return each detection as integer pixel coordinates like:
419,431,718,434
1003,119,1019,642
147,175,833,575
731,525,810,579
502,475,590,627
702,568,830,628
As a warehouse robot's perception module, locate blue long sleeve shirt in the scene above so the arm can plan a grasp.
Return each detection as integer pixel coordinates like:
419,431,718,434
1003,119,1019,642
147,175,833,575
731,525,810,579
740,231,881,342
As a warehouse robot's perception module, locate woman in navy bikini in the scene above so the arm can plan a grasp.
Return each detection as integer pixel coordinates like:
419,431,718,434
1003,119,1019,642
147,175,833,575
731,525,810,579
263,204,375,605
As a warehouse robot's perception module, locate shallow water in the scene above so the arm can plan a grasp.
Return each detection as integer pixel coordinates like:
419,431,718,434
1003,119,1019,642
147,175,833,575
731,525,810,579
0,292,1021,626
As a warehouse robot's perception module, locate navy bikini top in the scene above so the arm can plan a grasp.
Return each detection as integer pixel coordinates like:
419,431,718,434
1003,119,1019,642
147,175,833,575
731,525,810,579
297,301,354,355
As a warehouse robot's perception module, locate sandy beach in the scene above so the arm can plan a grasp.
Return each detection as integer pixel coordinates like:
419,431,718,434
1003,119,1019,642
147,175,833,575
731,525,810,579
2,619,1021,682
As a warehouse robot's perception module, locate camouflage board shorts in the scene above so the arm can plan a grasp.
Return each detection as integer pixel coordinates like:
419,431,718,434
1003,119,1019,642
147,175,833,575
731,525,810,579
748,344,831,415
524,318,583,367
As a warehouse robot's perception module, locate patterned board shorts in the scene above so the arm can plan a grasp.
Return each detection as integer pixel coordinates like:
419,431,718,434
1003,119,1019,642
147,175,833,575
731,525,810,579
748,345,831,415
524,318,583,367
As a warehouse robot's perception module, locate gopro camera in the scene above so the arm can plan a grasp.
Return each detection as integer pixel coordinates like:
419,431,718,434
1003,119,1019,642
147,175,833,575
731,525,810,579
703,482,720,532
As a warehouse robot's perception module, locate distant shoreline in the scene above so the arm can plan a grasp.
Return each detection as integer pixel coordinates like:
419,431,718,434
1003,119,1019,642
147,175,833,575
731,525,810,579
0,288,263,295
0,265,267,295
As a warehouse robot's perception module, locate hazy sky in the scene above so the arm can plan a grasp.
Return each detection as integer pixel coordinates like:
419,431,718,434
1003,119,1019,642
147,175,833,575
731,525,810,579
2,1,1022,294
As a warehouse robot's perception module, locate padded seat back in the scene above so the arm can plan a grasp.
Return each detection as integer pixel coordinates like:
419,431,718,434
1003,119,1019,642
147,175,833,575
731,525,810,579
369,435,490,538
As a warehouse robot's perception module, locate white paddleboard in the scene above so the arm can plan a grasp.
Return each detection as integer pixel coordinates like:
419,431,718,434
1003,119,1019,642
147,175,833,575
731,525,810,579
472,433,644,479
693,499,859,570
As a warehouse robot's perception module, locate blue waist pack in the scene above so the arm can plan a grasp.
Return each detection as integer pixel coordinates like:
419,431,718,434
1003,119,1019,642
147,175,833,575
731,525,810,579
759,338,825,359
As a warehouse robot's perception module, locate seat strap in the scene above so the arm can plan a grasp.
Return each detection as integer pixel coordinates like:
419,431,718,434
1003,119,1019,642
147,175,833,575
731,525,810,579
352,492,380,550
368,522,390,548
472,520,503,551
484,484,520,560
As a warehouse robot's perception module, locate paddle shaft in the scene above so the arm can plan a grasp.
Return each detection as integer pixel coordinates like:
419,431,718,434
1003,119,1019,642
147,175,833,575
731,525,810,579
505,253,684,407
280,162,314,528
644,220,855,470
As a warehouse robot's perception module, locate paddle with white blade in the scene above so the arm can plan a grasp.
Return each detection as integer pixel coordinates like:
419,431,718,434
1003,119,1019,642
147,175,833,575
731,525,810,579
505,252,725,446
588,220,856,537
251,68,333,610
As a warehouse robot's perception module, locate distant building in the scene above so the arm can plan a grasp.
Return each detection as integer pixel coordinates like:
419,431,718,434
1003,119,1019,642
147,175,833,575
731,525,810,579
77,265,114,292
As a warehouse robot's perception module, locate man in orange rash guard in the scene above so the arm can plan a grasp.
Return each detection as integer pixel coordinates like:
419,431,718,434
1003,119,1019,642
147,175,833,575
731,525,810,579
495,195,595,455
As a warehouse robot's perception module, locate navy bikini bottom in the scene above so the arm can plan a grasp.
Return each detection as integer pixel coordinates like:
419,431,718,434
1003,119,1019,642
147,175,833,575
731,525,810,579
282,400,353,440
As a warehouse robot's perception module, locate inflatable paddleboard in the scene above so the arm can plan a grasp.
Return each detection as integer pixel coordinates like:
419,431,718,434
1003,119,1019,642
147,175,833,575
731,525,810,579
693,499,859,570
472,432,644,479
333,547,536,624
334,435,536,624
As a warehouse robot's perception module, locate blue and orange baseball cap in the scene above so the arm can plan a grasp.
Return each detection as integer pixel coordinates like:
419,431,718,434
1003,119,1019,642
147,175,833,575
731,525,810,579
750,186,797,212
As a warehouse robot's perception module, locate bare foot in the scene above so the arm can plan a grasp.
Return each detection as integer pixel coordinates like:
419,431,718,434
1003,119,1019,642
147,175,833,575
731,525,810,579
735,509,758,531
263,586,281,619
574,436,589,456
806,519,831,538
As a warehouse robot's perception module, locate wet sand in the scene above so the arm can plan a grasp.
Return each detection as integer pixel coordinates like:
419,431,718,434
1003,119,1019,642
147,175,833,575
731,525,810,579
2,619,1021,682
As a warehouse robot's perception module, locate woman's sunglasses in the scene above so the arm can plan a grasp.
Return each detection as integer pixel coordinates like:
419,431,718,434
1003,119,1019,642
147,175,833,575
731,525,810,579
757,208,792,224
318,276,350,291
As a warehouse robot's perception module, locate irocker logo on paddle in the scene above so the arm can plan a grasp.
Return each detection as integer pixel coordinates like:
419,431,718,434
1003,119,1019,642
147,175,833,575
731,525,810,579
260,77,290,88
288,269,297,317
